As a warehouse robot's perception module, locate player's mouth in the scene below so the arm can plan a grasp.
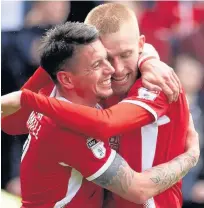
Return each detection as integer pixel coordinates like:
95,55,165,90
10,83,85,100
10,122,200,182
101,78,111,87
111,74,129,86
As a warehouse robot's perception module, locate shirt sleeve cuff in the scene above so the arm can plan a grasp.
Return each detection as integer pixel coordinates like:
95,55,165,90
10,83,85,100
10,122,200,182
86,149,116,181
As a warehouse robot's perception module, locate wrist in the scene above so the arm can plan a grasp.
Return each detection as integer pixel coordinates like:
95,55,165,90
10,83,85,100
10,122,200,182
138,43,160,70
138,56,157,70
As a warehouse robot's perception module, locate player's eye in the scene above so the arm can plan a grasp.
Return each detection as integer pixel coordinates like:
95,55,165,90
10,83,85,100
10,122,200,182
92,61,100,69
120,51,132,58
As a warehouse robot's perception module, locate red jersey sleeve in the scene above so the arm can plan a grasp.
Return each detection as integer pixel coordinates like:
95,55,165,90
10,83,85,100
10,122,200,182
121,79,169,121
20,89,155,141
56,129,116,181
1,67,53,135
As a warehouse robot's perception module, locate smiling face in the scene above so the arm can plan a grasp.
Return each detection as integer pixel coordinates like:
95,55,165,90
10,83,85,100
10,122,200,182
85,3,145,96
101,22,145,95
63,40,115,102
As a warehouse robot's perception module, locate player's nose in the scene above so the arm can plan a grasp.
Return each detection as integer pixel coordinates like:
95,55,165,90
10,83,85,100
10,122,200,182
103,59,115,75
112,58,124,75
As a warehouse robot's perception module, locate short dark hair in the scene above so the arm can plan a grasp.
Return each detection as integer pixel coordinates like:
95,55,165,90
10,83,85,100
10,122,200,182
40,21,99,82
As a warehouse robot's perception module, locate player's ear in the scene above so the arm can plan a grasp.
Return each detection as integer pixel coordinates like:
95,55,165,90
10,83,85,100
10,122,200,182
57,71,74,90
138,35,145,54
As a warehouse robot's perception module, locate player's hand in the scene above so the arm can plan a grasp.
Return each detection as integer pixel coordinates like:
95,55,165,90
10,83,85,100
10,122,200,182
185,114,200,165
140,59,182,103
1,91,22,117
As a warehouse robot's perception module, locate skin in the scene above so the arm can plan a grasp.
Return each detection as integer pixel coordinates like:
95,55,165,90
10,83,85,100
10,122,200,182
0,90,200,203
0,44,200,204
0,18,200,205
93,144,198,203
57,40,115,107
1,78,200,204
100,21,145,95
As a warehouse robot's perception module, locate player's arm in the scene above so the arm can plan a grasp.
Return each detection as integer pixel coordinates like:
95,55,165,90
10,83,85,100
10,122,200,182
90,117,199,204
19,66,52,92
57,114,199,204
1,67,52,135
19,89,157,140
94,146,198,204
1,88,166,140
20,84,169,140
92,118,200,204
139,43,182,103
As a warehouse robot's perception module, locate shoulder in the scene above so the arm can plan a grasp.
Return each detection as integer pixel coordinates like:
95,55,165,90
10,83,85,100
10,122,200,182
127,79,161,102
39,84,55,96
127,79,143,97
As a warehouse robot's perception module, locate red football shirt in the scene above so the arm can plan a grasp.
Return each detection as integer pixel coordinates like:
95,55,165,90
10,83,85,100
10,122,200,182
20,86,116,208
1,67,53,135
113,80,189,208
19,79,189,208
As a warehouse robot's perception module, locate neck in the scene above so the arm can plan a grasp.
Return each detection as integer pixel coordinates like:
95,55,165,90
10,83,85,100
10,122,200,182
57,86,98,107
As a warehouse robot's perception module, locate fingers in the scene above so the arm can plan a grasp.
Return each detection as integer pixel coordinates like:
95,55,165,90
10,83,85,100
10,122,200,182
154,63,179,103
161,67,179,102
142,78,162,91
161,72,180,102
159,81,174,103
172,70,182,93
169,73,180,101
165,79,178,102
140,59,181,103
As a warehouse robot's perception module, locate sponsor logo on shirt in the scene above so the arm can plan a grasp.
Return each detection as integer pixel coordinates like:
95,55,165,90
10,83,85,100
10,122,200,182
137,87,159,101
87,138,106,159
27,111,43,139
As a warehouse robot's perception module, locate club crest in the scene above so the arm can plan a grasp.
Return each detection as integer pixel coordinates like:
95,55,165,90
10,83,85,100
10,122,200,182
87,138,106,159
137,87,159,101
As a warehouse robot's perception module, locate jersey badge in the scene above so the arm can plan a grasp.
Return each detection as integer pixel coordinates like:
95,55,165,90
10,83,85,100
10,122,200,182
137,87,159,101
87,138,106,159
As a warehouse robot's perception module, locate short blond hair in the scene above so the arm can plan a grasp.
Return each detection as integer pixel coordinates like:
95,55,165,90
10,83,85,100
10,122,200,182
85,3,139,34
